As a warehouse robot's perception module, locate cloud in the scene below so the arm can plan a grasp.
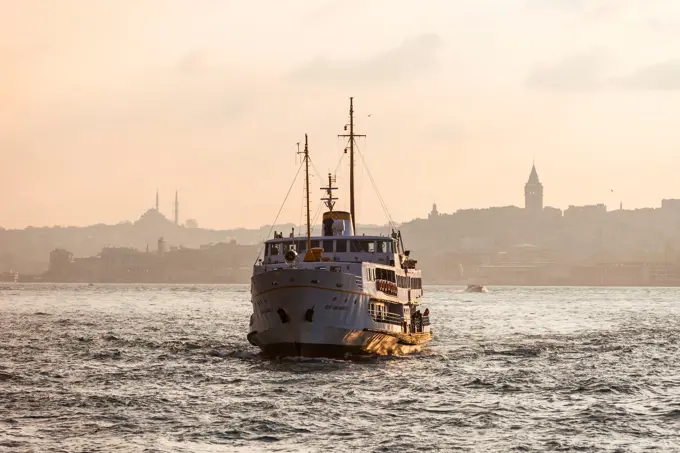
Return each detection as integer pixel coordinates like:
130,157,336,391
288,33,443,86
525,0,617,13
428,123,462,144
525,0,589,10
24,50,258,137
524,0,623,20
615,60,680,90
171,50,258,122
528,51,680,92
526,51,610,91
176,49,211,75
304,0,361,23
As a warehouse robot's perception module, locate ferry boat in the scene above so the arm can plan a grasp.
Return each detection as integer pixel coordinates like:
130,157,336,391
247,98,433,358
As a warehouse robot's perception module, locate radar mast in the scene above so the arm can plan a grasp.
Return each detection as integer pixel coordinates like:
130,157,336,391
320,173,338,212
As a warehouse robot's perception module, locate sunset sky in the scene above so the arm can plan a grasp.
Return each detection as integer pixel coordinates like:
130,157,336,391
2,0,680,229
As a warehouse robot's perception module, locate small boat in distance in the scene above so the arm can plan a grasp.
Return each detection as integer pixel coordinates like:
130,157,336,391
247,98,433,358
465,284,488,293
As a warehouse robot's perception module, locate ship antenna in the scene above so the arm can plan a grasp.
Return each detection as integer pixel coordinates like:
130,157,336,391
320,172,338,211
298,134,312,251
338,97,365,233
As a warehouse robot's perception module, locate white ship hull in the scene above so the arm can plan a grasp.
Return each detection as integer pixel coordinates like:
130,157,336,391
248,269,431,358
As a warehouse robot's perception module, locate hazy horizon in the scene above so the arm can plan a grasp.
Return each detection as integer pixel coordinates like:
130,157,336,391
3,0,680,229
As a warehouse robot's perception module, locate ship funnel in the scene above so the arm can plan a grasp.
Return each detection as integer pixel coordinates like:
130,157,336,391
322,211,354,237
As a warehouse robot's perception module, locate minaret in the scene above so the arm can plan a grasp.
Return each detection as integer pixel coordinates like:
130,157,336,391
174,190,179,226
155,189,159,212
524,163,543,213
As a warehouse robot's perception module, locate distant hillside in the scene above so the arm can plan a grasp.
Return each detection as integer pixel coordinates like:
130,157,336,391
0,209,394,274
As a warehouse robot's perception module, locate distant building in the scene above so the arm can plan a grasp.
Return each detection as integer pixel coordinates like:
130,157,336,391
564,204,607,222
524,163,543,213
157,237,167,257
428,203,440,220
661,199,680,211
49,249,74,271
42,240,256,283
543,206,563,220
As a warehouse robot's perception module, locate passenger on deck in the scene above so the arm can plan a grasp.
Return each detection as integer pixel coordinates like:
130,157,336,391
323,217,334,236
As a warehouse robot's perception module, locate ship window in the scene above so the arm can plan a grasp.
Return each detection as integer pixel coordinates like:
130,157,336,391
296,240,307,253
350,241,361,253
323,241,334,253
351,240,373,253
311,240,320,249
268,243,281,255
336,240,347,252
378,241,387,253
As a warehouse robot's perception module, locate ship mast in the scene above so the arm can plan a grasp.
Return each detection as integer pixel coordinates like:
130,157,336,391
320,173,338,211
298,134,312,251
338,97,365,233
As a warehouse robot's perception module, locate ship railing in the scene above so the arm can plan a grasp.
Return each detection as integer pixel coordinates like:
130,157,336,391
368,309,404,326
376,279,398,296
422,315,430,326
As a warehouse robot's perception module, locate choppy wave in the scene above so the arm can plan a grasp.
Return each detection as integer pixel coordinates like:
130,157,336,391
1,284,679,452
